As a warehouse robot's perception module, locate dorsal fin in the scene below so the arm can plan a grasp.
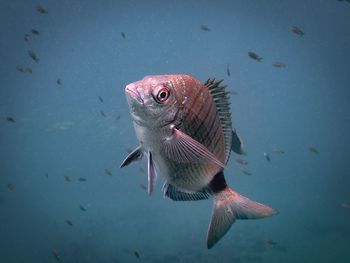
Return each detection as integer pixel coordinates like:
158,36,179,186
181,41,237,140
205,78,233,163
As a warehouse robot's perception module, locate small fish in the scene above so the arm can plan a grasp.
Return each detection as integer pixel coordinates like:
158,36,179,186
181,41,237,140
240,167,252,176
272,61,286,68
24,33,31,42
6,117,16,123
121,32,126,39
309,146,319,154
16,66,32,74
104,169,113,176
52,250,61,262
272,147,285,154
45,173,49,179
100,110,106,117
57,79,63,85
79,204,87,211
31,29,40,35
64,175,71,182
139,183,147,191
265,239,277,245
291,26,304,36
121,75,276,249
338,0,350,3
200,25,210,32
133,251,140,259
235,158,248,165
7,183,15,191
248,51,262,62
116,115,121,120
78,177,87,182
27,50,39,62
263,152,271,162
65,219,73,226
98,96,104,103
36,5,48,14
226,64,231,77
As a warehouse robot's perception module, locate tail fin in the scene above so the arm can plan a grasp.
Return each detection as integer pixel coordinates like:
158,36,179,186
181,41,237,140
206,187,277,249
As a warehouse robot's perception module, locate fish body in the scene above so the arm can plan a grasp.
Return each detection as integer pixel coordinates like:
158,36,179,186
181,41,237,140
36,5,48,14
309,146,319,154
272,147,285,154
235,158,248,165
248,52,262,62
31,29,40,35
133,251,140,259
6,117,16,123
28,50,39,62
121,74,276,248
16,66,32,74
272,61,286,68
291,26,304,36
226,64,231,77
79,204,87,211
52,250,61,262
63,175,71,182
99,96,104,103
104,169,113,176
78,177,87,182
65,219,73,226
121,32,126,39
57,78,62,85
263,152,271,162
200,25,210,31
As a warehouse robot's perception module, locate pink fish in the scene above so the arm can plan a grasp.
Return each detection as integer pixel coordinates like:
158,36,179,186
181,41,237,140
120,75,277,249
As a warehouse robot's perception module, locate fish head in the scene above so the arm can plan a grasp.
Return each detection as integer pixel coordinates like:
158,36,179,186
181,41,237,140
125,75,180,127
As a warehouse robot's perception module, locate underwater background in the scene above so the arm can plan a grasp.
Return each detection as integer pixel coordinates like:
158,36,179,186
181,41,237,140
1,0,350,262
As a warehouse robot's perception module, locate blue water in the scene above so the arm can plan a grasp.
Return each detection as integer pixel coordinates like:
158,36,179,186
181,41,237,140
1,0,350,262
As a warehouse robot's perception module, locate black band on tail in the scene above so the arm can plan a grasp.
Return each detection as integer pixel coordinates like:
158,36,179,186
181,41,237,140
208,170,227,194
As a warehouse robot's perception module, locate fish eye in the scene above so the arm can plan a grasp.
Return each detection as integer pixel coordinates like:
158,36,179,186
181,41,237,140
155,86,170,103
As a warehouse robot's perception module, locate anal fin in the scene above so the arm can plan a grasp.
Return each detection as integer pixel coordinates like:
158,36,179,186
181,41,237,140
163,182,209,201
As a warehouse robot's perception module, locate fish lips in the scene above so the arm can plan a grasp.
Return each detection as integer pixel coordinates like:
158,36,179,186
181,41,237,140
125,84,144,105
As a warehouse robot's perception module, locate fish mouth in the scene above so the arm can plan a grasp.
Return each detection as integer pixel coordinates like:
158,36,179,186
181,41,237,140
125,84,144,105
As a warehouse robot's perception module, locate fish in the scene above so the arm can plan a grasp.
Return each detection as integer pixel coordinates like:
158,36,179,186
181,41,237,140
263,152,271,162
139,183,147,191
248,51,262,62
240,167,252,176
104,169,113,176
291,26,304,36
235,158,248,165
265,239,277,245
57,78,63,85
120,75,277,249
226,64,231,77
52,250,61,262
272,147,284,154
64,175,71,182
133,251,140,259
98,96,104,103
79,204,87,211
6,117,16,123
36,5,48,14
309,146,319,154
121,32,126,39
78,177,87,182
272,61,286,68
338,0,350,3
116,115,121,120
65,219,73,226
31,29,40,35
200,25,210,31
16,66,32,74
45,173,49,179
100,110,106,117
27,50,39,62
24,33,31,42
7,183,15,191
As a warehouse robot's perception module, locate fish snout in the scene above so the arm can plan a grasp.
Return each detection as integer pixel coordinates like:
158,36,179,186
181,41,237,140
125,84,144,104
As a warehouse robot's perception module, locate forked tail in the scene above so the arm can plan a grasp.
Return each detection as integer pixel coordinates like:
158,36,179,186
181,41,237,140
207,187,277,249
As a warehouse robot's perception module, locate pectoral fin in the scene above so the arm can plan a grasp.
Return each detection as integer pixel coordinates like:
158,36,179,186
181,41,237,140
162,126,225,168
147,151,156,195
120,146,143,168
